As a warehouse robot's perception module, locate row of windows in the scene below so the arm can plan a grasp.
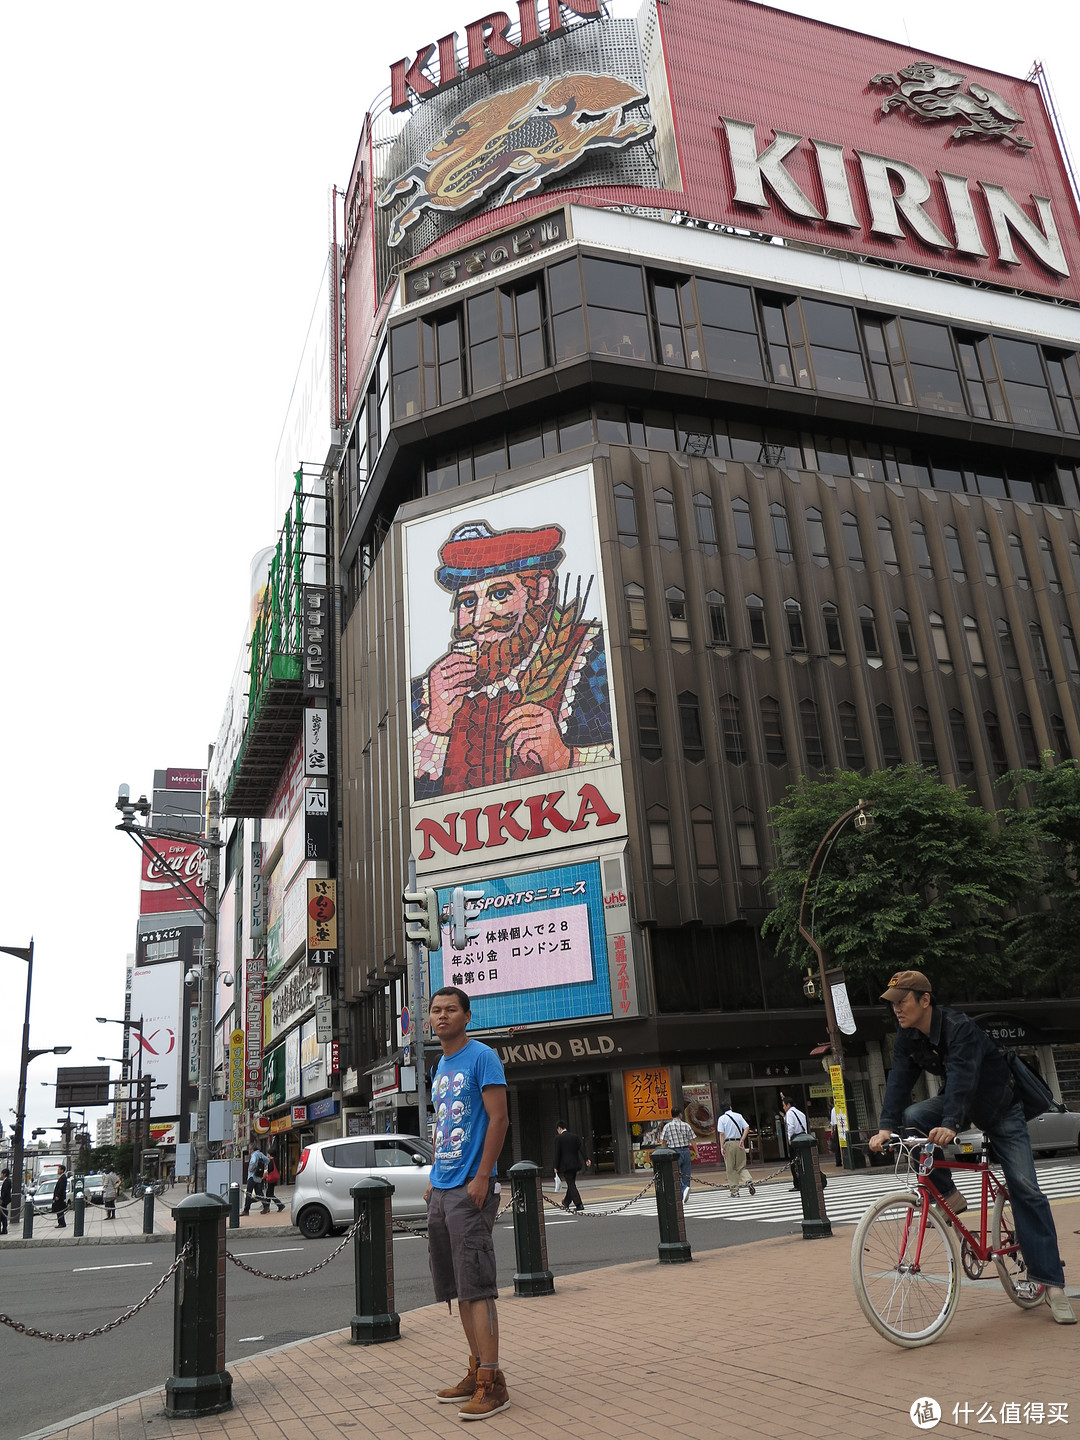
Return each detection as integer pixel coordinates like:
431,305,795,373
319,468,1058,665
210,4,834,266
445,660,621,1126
388,254,1080,438
636,688,1071,780
629,578,1080,684
648,806,759,873
411,403,1074,509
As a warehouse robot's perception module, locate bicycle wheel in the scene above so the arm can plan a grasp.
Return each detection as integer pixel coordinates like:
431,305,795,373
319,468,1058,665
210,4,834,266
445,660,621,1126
992,1190,1045,1309
851,1191,961,1347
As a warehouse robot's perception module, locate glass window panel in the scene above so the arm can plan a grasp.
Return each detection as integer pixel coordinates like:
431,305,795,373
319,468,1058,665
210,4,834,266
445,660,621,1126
998,619,1021,679
994,337,1046,385
472,436,505,480
895,609,917,661
467,290,497,342
1051,714,1072,761
679,692,705,762
721,695,746,765
976,531,999,584
548,259,581,314
735,813,760,869
694,492,718,554
746,594,768,647
693,814,718,869
707,591,728,646
760,696,787,766
877,516,899,574
678,417,716,456
806,507,829,565
810,346,869,397
650,821,673,868
842,512,864,566
655,489,678,543
1018,712,1040,768
1039,538,1062,593
659,324,686,367
596,404,629,443
426,454,460,494
802,299,860,350
929,612,952,667
913,707,937,768
800,699,825,769
771,503,792,559
1030,623,1053,681
964,616,986,675
519,328,546,376
558,411,593,450
901,319,956,368
785,598,805,651
910,364,966,413
553,308,586,360
696,279,757,332
930,464,965,493
644,410,677,451
636,691,662,761
911,522,934,578
950,709,974,774
877,704,902,766
583,258,646,312
984,711,1009,776
838,701,864,769
732,498,756,557
667,587,689,643
823,602,844,654
508,429,544,467
1003,381,1057,429
470,337,501,392
1008,535,1030,588
702,326,764,379
815,436,852,476
587,307,652,360
729,421,764,460
944,527,966,581
860,605,880,657
1060,625,1080,683
614,482,638,546
625,584,648,650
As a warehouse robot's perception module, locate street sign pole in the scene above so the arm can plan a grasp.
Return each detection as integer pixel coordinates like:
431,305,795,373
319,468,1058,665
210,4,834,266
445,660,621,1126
407,855,428,1144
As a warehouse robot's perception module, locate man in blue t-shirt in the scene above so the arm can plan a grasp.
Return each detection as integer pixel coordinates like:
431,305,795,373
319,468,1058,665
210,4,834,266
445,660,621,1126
426,986,510,1421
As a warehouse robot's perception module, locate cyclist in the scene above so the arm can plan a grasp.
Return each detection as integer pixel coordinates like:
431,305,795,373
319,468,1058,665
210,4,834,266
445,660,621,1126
868,969,1076,1326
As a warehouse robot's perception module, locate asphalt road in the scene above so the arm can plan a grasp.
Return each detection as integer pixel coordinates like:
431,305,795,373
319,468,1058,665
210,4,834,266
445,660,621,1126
0,1207,791,1440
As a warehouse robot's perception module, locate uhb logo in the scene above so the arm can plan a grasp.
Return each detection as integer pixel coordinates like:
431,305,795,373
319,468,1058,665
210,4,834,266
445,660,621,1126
604,890,626,908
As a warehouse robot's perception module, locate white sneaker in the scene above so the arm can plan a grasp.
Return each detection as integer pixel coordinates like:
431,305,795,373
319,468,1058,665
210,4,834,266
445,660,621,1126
682,1186,690,1203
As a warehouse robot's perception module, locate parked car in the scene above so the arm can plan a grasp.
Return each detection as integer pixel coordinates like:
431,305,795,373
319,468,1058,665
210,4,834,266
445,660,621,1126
946,1104,1080,1163
31,1178,63,1215
291,1134,433,1239
79,1174,105,1204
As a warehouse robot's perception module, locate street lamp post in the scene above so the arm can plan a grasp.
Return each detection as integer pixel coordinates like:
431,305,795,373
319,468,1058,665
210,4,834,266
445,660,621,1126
97,1016,146,1177
0,938,72,1226
796,799,873,1171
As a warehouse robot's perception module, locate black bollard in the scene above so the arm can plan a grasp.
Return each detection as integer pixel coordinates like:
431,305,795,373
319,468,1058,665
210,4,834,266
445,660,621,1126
228,1182,240,1230
508,1161,554,1297
73,1192,86,1238
165,1193,233,1416
650,1147,692,1264
350,1178,401,1344
22,1199,33,1238
791,1133,832,1240
143,1184,156,1235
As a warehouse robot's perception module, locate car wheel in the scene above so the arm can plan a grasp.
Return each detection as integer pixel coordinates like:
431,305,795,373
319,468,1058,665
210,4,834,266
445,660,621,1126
296,1205,332,1240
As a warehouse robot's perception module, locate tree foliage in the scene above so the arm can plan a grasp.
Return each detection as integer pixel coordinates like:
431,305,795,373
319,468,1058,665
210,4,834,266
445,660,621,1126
762,766,1040,996
1003,757,1080,985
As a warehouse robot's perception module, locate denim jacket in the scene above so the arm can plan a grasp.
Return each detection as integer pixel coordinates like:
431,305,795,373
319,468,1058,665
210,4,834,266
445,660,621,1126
879,1005,1015,1134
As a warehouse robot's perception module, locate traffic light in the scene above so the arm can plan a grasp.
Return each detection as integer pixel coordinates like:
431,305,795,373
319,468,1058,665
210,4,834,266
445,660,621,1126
403,887,441,950
451,887,484,951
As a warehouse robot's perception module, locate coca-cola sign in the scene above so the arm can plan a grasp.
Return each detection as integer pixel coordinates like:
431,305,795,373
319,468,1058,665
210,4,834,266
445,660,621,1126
139,840,206,917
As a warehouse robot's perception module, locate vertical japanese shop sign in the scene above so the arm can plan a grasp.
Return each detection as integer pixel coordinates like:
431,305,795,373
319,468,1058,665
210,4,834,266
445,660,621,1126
623,1067,671,1122
230,1028,245,1112
245,962,265,1099
304,707,329,776
307,878,337,966
305,785,331,861
302,587,329,696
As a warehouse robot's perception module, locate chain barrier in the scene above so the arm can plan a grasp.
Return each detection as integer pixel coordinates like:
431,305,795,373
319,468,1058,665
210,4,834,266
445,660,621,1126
541,1174,658,1217
0,1242,191,1343
225,1216,365,1281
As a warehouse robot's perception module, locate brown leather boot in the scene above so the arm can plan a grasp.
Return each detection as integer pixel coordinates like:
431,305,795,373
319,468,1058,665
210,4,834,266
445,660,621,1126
435,1355,479,1404
458,1366,510,1421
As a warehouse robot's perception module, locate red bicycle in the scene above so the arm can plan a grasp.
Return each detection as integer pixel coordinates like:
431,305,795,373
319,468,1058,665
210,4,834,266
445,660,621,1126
851,1135,1045,1347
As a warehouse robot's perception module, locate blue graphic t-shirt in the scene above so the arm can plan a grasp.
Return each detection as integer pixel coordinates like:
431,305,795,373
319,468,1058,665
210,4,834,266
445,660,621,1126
430,1039,506,1189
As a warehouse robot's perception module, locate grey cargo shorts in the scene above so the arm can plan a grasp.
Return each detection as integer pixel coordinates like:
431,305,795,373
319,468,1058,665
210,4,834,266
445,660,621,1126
426,1179,499,1303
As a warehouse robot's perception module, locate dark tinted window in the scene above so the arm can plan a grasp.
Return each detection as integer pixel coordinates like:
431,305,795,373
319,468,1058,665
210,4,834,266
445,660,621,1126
324,1142,372,1169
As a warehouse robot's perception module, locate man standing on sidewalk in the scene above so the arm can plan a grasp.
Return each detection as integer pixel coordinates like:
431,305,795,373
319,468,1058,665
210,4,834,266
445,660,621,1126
1,1168,10,1234
782,1095,810,1191
242,1145,270,1216
660,1107,696,1204
427,986,511,1422
717,1104,756,1198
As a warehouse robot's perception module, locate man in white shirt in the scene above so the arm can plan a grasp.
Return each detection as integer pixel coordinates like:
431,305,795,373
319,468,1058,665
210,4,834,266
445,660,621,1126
782,1095,809,1191
716,1105,756,1198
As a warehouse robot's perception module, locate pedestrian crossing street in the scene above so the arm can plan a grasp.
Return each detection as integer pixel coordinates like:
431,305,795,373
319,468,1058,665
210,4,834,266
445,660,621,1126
538,1159,1080,1228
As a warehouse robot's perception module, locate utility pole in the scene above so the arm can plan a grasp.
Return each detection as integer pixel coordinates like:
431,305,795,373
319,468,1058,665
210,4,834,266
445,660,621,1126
194,787,221,1194
406,856,429,1144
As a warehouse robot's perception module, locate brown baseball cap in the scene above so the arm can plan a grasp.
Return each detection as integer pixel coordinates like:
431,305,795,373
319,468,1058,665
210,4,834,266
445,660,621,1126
880,970,932,1001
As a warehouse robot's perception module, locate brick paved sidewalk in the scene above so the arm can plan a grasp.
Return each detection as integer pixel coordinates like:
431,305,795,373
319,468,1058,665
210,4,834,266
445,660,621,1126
33,1197,1080,1440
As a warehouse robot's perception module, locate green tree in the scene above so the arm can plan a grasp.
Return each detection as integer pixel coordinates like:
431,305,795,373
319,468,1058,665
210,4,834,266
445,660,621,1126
1003,756,1080,987
762,766,1040,996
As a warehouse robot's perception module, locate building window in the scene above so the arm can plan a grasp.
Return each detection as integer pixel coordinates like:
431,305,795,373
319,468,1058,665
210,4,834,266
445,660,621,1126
733,808,760,868
963,616,987,676
732,497,756,557
877,516,899,574
692,807,718,871
862,314,912,404
998,618,1021,679
957,333,1007,420
984,710,1009,776
695,278,764,380
650,817,674,869
721,694,746,764
584,257,651,360
652,275,699,368
1017,712,1040,768
707,590,728,646
929,612,952,671
910,521,934,578
976,530,999,585
760,296,808,387
667,587,690,645
805,507,829,566
636,690,662,761
993,337,1057,429
771,503,793,560
859,606,881,666
895,609,917,663
1061,624,1080,684
625,583,648,651
943,526,966,582
746,594,768,647
547,257,586,361
1030,623,1053,681
1051,713,1072,761
838,701,864,770
1008,534,1031,589
801,298,869,398
800,698,825,769
913,706,937,768
614,483,638,547
390,321,421,417
1039,538,1062,593
416,310,463,408
841,511,864,568
655,488,679,548
679,692,705,763
760,695,787,766
822,601,844,656
1045,349,1080,433
877,703,902,767
785,598,806,652
950,709,974,774
694,492,718,555
900,318,966,414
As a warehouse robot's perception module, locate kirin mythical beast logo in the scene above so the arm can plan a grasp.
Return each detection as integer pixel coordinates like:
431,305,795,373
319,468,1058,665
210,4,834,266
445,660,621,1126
378,73,653,248
871,60,1032,150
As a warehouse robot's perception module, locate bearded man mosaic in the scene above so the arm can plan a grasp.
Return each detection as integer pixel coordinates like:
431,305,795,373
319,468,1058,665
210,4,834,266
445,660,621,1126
411,517,613,799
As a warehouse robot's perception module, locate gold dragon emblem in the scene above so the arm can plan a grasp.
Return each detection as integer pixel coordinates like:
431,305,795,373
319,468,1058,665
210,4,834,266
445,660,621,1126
378,73,653,248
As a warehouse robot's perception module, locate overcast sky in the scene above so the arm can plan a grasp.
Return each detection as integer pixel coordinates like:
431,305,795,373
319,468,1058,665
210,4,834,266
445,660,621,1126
2,0,1077,1150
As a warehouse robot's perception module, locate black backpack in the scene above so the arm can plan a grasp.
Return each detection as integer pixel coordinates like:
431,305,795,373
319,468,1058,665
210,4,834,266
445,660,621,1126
253,1157,266,1179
